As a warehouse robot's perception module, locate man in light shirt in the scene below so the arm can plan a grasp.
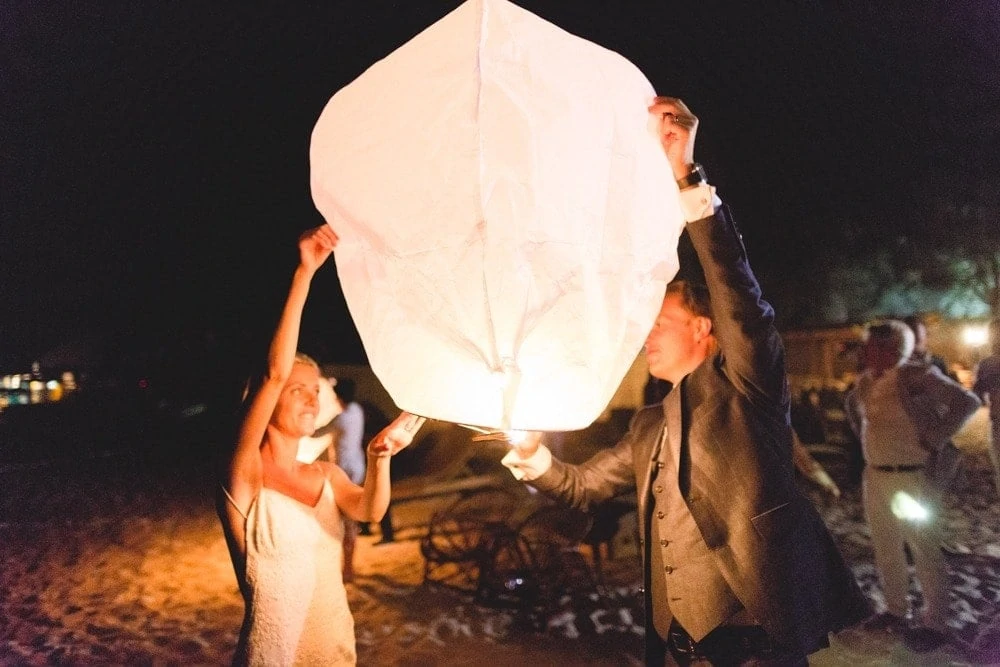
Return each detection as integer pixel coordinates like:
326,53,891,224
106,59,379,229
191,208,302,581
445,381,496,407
973,318,1000,496
846,320,980,653
503,97,869,666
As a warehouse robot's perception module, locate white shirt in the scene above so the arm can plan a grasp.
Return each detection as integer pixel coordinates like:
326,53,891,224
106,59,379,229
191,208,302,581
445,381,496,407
678,183,721,223
858,367,927,467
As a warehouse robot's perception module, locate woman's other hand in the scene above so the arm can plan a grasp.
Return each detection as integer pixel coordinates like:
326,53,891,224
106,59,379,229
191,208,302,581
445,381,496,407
368,412,427,458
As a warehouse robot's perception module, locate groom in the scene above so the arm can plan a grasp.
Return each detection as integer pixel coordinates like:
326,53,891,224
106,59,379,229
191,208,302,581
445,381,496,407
503,97,869,665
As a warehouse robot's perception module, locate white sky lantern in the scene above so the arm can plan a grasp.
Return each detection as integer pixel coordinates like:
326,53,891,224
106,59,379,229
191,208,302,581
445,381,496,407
310,0,684,431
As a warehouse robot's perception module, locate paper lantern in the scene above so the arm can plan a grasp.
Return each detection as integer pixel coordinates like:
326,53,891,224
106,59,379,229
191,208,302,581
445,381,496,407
310,0,683,431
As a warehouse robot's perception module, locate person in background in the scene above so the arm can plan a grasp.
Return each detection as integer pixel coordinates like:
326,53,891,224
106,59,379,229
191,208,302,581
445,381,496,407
845,319,980,653
973,318,1000,496
328,378,366,580
791,388,827,445
903,314,958,381
503,96,869,665
791,430,841,498
372,506,396,544
309,377,367,578
216,225,425,666
789,388,841,497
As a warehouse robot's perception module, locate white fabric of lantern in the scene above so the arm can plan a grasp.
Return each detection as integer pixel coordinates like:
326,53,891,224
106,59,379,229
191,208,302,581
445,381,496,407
310,0,684,431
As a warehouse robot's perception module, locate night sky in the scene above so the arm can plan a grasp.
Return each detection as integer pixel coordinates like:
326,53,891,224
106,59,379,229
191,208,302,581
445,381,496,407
2,1,998,372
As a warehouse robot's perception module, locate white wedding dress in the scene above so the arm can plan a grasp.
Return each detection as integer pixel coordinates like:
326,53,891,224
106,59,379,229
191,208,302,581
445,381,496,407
232,481,355,666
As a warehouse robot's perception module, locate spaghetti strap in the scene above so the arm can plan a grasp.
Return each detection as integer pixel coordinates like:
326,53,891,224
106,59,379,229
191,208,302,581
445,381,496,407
221,484,248,520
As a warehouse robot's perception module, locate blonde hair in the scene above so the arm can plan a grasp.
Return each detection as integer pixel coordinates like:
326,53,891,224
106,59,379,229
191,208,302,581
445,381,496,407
293,352,319,369
240,352,319,404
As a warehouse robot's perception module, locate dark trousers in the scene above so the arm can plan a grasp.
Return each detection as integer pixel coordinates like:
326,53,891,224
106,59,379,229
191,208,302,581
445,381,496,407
379,505,395,541
360,505,395,541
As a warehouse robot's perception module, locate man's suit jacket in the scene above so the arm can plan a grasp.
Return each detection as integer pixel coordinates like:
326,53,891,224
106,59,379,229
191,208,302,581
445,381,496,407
529,205,870,661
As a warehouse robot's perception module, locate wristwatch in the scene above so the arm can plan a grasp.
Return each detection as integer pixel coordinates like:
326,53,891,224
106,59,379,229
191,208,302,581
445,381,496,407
675,163,707,190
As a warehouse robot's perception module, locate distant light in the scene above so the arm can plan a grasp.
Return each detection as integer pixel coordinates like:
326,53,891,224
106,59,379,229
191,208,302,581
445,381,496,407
46,381,64,402
138,378,149,389
961,324,989,347
891,491,930,522
504,576,526,591
181,404,208,418
28,380,45,404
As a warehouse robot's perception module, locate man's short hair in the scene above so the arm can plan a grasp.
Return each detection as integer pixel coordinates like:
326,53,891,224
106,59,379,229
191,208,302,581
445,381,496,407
862,319,915,362
666,280,711,319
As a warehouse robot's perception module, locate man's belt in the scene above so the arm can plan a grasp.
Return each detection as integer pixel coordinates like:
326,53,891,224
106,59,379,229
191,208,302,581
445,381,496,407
667,622,775,661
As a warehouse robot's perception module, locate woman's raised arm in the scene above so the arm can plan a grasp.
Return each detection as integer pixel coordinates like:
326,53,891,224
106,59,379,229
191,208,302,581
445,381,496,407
225,225,339,512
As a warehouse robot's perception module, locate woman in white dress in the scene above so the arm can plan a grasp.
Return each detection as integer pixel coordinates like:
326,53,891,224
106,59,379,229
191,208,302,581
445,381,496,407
217,224,424,666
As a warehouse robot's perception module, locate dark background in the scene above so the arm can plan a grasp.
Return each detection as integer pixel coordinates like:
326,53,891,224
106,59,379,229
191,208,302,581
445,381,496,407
3,1,998,374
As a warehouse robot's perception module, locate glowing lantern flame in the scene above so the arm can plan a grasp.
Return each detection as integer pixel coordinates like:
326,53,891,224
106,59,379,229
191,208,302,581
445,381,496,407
506,430,527,446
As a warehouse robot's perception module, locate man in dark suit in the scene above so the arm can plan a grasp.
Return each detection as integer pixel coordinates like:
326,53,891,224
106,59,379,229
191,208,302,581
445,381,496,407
503,97,870,665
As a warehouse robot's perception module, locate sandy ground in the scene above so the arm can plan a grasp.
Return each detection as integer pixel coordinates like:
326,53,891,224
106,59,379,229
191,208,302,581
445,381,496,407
1,409,999,665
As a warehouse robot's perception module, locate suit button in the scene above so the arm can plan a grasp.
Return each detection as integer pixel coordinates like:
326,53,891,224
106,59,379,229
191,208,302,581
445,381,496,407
654,485,663,494
657,461,665,468
659,539,669,547
664,565,674,574
657,511,665,519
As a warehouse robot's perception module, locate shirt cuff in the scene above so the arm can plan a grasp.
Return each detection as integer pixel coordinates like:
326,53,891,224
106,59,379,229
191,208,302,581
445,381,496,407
678,183,722,223
501,445,553,481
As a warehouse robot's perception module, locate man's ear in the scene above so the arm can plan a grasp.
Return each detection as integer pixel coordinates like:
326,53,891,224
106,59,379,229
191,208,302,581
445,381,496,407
694,316,713,341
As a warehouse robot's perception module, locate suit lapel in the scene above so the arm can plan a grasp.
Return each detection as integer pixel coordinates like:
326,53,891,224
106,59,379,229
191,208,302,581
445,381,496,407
666,380,683,475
